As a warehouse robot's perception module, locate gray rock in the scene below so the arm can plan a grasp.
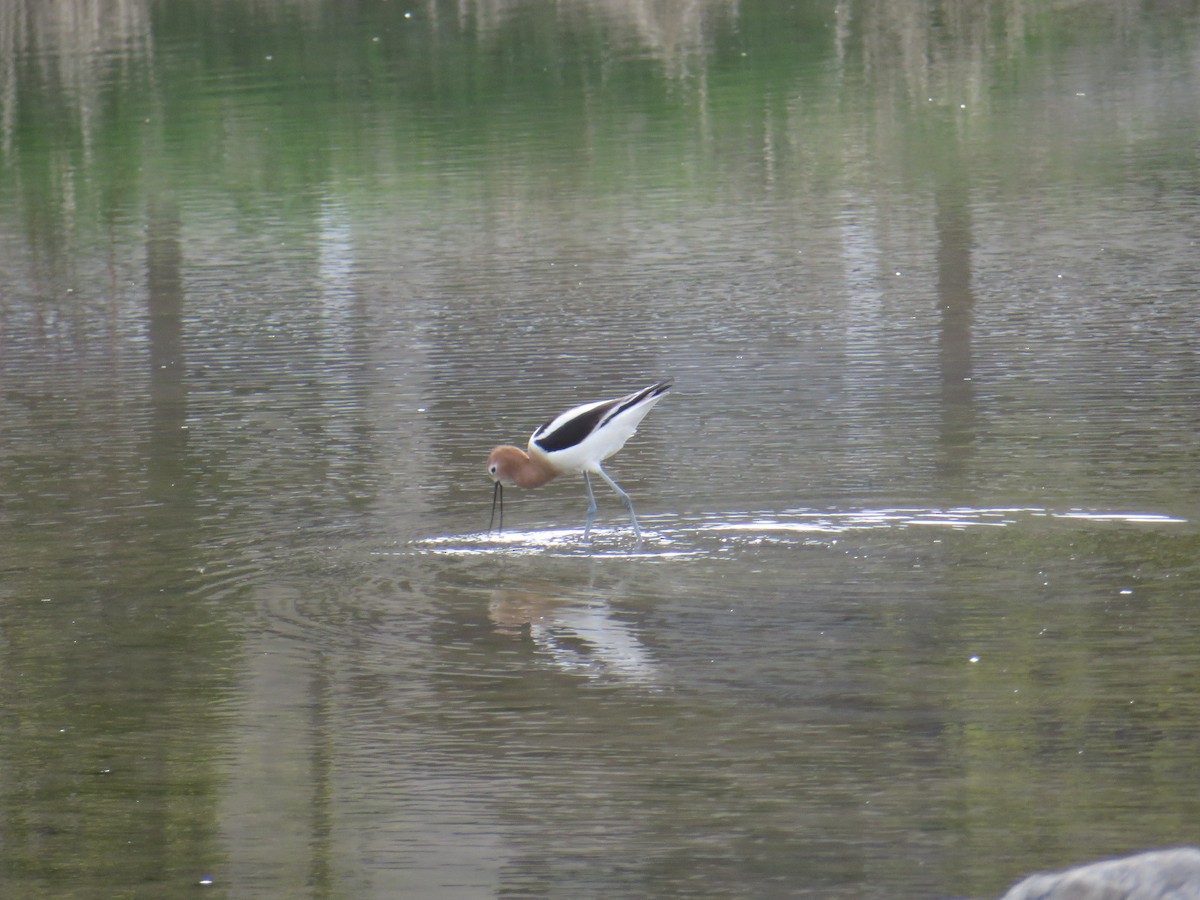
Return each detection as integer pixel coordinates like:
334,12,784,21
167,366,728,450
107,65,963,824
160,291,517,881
1000,848,1200,900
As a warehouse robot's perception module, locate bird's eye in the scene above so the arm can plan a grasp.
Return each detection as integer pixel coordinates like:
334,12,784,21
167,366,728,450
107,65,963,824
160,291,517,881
488,464,497,475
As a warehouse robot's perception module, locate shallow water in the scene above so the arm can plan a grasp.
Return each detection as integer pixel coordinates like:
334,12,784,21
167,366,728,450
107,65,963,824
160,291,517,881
2,1,1200,897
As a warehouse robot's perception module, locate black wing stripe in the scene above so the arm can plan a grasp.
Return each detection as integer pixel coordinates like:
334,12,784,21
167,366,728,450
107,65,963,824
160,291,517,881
533,399,619,453
532,381,672,455
595,382,665,432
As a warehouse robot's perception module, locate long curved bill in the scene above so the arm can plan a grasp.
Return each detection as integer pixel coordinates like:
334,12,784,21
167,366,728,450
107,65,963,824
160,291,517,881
488,481,503,534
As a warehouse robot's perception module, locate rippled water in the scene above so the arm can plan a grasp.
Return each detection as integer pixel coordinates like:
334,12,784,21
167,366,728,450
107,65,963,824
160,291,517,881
2,1,1199,897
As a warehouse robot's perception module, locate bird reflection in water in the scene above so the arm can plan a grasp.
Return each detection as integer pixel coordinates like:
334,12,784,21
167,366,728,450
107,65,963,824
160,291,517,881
488,587,659,686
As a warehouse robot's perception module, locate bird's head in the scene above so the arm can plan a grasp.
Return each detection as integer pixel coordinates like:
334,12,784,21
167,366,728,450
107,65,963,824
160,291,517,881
486,446,506,483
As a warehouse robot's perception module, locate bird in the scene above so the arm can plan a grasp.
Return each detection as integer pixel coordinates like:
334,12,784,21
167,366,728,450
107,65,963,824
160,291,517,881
487,380,672,541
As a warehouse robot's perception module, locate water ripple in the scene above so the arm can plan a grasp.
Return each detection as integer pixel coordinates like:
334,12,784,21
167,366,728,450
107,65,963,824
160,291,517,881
409,507,1188,557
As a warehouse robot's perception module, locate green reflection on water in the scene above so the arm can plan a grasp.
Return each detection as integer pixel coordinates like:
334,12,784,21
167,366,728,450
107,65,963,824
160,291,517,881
9,0,1196,224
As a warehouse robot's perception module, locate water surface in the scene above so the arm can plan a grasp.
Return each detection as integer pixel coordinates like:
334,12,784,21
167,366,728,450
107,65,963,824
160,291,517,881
2,1,1199,897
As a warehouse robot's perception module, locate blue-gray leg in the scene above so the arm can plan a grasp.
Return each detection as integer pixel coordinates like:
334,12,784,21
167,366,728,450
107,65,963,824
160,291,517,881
596,465,641,541
583,472,599,540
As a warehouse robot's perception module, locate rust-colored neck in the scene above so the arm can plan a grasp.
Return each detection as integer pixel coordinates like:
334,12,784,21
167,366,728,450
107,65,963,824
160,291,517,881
488,445,560,489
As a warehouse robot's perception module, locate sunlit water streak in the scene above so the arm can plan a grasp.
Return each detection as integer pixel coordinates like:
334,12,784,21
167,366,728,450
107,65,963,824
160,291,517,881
410,506,1189,556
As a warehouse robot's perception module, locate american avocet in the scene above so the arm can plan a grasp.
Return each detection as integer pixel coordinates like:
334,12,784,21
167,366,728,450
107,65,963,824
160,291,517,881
487,380,672,541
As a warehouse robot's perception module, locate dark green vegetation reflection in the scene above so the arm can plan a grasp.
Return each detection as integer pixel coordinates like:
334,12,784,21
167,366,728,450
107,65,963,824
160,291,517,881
3,0,1200,897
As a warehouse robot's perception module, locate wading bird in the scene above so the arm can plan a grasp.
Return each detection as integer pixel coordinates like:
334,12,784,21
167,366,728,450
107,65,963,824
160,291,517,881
487,380,672,541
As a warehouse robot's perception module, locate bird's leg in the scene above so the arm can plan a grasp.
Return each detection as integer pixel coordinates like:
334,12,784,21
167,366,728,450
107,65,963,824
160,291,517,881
596,466,640,542
583,472,598,541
